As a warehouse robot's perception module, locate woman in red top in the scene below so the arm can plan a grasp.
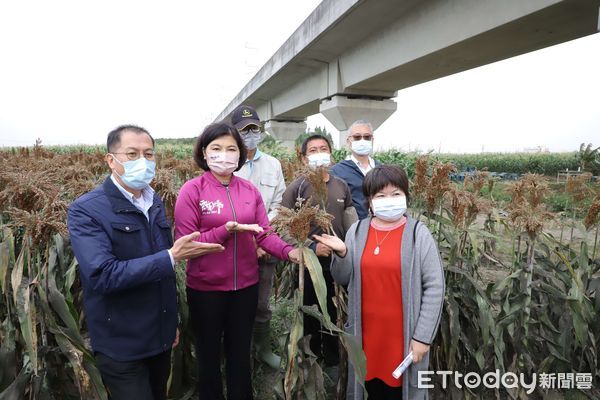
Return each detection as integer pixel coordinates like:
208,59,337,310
314,165,445,400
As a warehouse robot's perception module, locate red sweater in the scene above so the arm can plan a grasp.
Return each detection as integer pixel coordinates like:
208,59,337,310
361,222,406,387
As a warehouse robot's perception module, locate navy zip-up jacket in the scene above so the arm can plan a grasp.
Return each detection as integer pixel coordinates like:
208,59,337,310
330,159,380,219
67,177,177,361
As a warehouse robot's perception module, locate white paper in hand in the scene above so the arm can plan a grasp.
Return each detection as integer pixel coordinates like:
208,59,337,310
392,352,414,379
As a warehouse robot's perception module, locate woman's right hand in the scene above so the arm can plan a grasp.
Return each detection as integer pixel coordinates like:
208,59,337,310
226,221,264,233
312,234,347,258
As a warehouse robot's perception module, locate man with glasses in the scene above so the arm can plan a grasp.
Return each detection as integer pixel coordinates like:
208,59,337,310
67,125,224,400
331,120,380,219
231,105,287,369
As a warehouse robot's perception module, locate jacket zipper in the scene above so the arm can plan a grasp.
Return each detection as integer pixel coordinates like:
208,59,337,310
225,186,238,290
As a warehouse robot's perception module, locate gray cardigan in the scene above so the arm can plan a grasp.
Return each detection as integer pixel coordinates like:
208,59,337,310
331,216,445,400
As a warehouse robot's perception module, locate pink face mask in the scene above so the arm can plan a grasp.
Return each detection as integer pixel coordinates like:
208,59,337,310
206,151,239,175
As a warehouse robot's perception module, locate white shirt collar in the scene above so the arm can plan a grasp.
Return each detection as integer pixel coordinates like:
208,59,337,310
110,175,155,219
349,154,375,175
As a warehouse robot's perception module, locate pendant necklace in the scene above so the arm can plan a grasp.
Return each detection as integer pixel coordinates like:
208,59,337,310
373,229,393,255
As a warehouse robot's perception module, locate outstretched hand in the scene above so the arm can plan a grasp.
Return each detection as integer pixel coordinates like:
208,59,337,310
312,234,347,258
226,221,264,234
171,232,225,262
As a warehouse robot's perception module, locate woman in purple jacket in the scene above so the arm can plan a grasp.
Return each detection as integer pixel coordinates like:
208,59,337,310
174,122,300,400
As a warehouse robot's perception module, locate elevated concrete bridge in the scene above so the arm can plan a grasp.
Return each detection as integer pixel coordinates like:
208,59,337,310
216,0,600,147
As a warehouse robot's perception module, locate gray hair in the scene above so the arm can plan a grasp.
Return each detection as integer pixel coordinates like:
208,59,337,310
348,120,373,132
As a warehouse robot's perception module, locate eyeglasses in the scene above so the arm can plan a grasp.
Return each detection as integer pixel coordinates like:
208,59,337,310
350,134,373,141
112,150,156,161
240,127,262,135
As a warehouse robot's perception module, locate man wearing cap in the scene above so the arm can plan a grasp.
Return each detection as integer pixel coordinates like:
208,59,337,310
330,120,380,219
231,105,286,369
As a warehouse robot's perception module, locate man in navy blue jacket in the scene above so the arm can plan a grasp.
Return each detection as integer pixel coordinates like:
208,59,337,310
67,125,223,400
330,120,380,219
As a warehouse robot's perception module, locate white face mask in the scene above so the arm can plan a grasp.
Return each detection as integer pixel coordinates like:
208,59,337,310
351,139,372,155
206,151,239,175
371,196,407,222
307,152,331,168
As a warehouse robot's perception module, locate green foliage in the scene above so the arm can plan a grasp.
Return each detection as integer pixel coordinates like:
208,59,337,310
42,145,105,154
491,240,600,397
319,149,580,177
3,141,585,177
374,150,417,176
271,190,366,399
260,135,294,162
0,231,107,399
156,143,194,160
546,191,570,213
431,152,580,175
331,148,349,164
1,145,599,399
577,143,600,175
154,137,196,146
295,126,334,150
479,182,512,203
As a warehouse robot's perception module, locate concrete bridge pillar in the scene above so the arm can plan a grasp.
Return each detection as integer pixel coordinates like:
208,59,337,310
264,120,307,150
319,95,397,147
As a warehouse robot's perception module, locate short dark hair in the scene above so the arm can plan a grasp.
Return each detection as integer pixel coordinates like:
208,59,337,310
107,124,154,153
301,134,332,156
193,121,247,171
363,165,410,211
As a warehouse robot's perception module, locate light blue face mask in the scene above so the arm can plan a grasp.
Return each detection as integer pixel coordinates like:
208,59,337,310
111,155,156,190
351,139,373,155
307,152,331,168
371,196,407,222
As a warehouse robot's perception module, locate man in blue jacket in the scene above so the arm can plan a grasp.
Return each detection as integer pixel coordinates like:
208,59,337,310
330,120,380,219
67,125,223,400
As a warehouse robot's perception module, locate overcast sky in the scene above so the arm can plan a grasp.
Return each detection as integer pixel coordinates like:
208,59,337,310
0,1,598,153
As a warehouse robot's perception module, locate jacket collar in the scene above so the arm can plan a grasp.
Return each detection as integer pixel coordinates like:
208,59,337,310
339,159,365,177
204,170,239,187
349,154,375,168
102,176,160,214
340,158,380,176
246,148,262,162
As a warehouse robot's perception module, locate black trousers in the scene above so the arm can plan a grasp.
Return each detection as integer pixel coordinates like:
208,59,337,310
303,256,339,366
95,350,171,400
187,284,259,400
366,378,403,399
